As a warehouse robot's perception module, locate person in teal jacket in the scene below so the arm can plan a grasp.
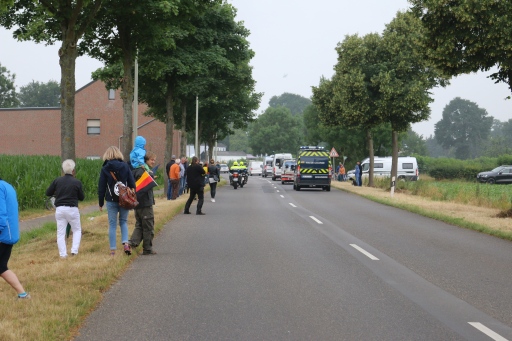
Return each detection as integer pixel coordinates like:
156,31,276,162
0,178,30,299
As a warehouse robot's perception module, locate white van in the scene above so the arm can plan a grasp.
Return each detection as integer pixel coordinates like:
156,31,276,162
360,156,419,181
272,153,293,180
248,161,263,176
263,156,273,177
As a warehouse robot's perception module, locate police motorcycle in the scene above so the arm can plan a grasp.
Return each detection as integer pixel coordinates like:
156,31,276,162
229,162,241,189
237,161,249,188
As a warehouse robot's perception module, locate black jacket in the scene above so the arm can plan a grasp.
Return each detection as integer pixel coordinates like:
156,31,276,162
98,159,136,207
46,174,85,207
208,164,220,179
186,164,206,190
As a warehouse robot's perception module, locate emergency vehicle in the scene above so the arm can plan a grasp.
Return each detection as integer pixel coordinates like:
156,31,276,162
293,146,331,191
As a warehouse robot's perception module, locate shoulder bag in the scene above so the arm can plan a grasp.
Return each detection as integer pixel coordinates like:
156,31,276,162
110,171,138,209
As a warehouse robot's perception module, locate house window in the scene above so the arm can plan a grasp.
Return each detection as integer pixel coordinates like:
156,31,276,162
87,119,100,135
108,89,115,100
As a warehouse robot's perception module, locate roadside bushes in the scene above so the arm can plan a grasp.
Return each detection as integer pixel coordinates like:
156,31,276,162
415,155,503,180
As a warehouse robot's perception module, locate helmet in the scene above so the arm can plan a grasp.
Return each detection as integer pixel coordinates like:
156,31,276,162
233,161,239,166
239,161,244,166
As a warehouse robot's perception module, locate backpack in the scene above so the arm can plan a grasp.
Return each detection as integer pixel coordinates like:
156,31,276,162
110,172,138,209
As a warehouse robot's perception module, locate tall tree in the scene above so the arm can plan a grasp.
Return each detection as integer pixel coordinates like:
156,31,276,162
1,0,103,160
434,97,493,159
0,62,18,108
18,80,60,107
249,106,303,155
400,128,427,156
269,93,311,116
410,0,512,92
85,0,183,160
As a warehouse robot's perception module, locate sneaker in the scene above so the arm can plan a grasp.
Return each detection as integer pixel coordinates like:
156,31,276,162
18,293,31,300
110,250,115,256
71,253,77,256
142,250,157,255
123,243,132,256
184,211,191,214
211,199,215,202
196,212,205,215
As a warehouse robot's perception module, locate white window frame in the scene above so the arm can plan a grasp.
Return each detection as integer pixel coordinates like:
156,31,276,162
87,119,101,135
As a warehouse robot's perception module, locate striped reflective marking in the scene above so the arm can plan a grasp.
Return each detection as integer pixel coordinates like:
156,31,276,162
300,169,329,174
468,323,508,341
299,151,330,157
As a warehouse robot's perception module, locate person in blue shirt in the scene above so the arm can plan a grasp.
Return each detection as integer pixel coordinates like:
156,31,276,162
0,178,30,299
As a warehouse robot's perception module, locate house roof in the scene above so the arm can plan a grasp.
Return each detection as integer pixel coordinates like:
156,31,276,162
217,151,247,156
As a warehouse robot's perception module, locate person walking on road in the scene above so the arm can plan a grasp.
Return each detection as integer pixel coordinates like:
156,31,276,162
184,156,206,215
98,146,136,256
207,159,220,202
0,177,30,299
45,159,85,258
165,156,175,200
129,151,158,255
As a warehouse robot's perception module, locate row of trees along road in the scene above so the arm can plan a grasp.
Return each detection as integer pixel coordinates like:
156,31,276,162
0,65,60,107
312,11,447,187
0,0,260,162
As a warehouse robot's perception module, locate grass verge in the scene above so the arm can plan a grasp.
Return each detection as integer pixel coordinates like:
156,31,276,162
331,181,512,241
0,192,192,341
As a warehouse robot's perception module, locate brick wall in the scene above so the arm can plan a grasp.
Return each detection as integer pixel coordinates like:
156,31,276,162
0,80,181,166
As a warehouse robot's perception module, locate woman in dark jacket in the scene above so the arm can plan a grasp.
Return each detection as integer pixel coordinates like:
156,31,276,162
207,159,220,202
98,146,136,256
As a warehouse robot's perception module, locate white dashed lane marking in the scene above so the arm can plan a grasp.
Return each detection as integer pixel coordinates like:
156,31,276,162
309,216,323,224
350,244,379,260
289,203,296,207
280,195,284,198
468,322,509,341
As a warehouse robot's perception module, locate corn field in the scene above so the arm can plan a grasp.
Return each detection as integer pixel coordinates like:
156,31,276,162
0,155,103,211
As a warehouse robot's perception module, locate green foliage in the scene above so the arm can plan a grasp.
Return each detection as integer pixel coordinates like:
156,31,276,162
269,93,311,116
0,62,19,108
415,155,504,180
434,97,493,159
249,106,303,155
18,80,60,107
497,154,512,165
410,0,512,91
228,129,251,154
0,155,103,211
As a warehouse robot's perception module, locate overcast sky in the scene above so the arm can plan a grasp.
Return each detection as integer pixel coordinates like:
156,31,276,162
1,0,511,137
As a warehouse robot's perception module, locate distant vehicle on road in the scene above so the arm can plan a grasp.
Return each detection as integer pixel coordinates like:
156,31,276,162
219,164,229,173
248,161,263,176
293,146,331,191
281,159,296,184
272,153,293,181
477,165,512,184
347,156,419,182
263,156,273,177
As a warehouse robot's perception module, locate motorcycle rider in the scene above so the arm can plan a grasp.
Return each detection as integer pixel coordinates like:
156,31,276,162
238,161,248,185
229,161,239,183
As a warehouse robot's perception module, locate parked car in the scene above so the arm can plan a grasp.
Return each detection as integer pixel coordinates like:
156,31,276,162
477,165,512,184
219,164,229,173
248,161,263,176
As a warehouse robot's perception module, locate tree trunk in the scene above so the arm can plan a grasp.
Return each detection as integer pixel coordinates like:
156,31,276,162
367,129,374,187
59,36,78,161
165,84,175,165
120,50,134,162
391,130,399,183
180,102,187,157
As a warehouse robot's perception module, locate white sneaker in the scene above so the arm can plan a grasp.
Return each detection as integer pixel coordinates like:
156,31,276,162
211,199,215,202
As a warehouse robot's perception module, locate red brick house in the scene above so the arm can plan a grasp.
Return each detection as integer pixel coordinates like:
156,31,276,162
0,80,180,165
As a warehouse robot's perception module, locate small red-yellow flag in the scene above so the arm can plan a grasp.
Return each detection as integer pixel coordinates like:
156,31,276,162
136,170,158,193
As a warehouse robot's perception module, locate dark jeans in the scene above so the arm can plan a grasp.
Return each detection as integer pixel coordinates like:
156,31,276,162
209,181,217,198
130,206,154,253
184,187,204,213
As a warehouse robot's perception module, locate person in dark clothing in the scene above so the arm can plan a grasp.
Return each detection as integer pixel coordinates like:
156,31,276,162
98,146,136,256
207,159,220,202
357,161,363,186
184,156,206,215
46,159,85,258
129,151,157,255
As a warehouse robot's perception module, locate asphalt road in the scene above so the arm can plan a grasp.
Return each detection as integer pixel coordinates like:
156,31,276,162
74,175,512,341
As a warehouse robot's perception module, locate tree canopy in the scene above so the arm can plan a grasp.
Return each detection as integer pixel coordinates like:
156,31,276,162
249,106,303,155
0,62,18,108
434,97,493,159
268,93,311,116
18,80,60,107
410,0,512,92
